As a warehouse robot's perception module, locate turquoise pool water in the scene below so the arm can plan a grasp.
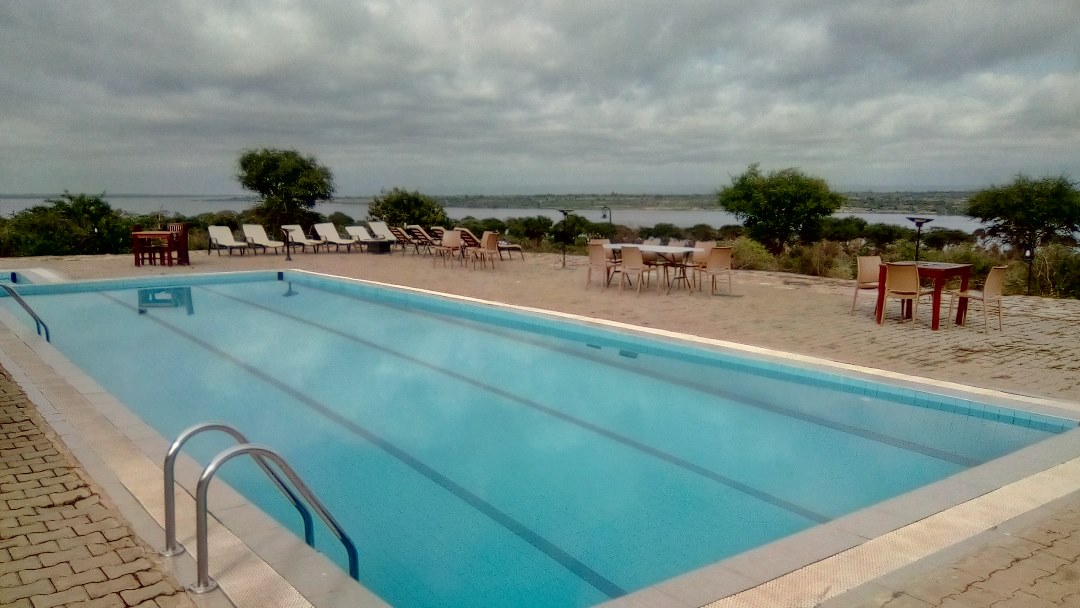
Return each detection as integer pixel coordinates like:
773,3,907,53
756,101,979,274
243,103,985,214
1,272,1073,607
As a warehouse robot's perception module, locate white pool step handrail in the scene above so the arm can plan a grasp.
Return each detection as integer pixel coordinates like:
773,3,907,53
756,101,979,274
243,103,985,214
161,421,316,556
189,443,360,593
1,284,50,341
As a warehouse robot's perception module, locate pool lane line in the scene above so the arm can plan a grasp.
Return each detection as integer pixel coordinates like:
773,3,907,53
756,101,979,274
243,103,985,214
201,287,831,525
342,289,984,468
99,292,627,600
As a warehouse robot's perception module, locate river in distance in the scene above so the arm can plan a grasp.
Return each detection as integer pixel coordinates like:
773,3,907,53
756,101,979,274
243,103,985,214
0,194,985,232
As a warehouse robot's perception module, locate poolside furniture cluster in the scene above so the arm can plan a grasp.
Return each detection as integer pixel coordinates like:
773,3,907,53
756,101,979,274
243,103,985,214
587,239,733,295
871,260,979,331
132,223,190,266
203,222,522,264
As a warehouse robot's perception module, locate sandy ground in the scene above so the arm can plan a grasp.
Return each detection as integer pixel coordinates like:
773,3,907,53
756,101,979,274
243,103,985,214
4,247,1078,404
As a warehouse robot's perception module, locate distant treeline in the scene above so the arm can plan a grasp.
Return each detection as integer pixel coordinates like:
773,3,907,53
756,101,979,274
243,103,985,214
430,192,973,215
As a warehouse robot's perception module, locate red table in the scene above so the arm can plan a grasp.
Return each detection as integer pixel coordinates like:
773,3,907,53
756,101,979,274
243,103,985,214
132,231,177,267
875,262,972,330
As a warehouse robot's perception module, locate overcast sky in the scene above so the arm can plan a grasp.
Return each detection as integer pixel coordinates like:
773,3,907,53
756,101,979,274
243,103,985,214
2,1,1078,196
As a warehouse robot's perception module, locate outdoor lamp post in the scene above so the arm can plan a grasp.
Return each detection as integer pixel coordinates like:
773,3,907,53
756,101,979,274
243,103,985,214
906,217,934,262
600,205,612,225
1023,244,1036,295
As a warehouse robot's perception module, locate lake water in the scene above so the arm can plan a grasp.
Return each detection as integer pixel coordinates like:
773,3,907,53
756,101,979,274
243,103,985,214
0,195,984,232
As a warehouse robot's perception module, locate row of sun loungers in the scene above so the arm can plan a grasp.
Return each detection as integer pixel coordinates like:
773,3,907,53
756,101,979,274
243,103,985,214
207,222,524,262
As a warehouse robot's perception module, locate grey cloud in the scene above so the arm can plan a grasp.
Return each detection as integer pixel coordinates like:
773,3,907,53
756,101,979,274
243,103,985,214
0,0,1077,194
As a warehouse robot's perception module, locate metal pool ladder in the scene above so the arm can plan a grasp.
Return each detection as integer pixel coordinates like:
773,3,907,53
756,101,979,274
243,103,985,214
161,421,360,593
1,284,50,341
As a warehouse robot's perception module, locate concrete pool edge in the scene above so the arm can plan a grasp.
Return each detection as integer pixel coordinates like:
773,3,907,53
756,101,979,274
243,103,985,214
3,268,1079,607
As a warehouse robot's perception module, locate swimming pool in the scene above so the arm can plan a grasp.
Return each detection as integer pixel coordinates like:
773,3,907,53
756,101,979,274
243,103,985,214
1,270,1075,607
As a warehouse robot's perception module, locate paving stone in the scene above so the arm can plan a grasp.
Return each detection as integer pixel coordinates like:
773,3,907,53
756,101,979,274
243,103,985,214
9,540,60,560
0,555,43,576
52,566,107,592
0,534,31,549
74,594,126,608
69,550,122,574
28,585,89,608
119,580,178,606
36,545,91,568
4,577,55,602
84,573,140,599
56,531,107,551
102,557,152,579
26,526,76,544
17,562,71,586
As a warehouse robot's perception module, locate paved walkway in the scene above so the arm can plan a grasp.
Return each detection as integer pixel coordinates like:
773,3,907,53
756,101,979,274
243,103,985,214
0,368,194,608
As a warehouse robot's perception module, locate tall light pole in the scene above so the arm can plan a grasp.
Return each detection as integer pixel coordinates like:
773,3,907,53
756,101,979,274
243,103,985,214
557,209,573,268
906,217,934,262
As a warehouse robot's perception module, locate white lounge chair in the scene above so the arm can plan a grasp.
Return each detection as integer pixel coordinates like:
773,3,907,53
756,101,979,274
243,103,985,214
345,226,386,252
313,223,357,252
207,225,248,255
367,221,409,252
242,224,284,254
280,224,325,253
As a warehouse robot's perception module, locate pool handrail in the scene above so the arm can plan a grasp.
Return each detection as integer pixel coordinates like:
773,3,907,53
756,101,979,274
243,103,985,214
189,443,360,593
161,421,315,557
1,284,50,342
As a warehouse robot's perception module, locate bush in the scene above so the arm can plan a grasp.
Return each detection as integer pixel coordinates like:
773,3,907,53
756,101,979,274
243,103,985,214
780,241,850,278
1031,243,1080,298
727,237,778,270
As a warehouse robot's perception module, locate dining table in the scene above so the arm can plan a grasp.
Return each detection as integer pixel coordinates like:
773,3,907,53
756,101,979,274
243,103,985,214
603,243,703,294
875,261,973,330
131,230,178,267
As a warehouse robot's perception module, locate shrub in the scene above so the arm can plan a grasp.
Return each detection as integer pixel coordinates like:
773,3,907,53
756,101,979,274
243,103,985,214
780,241,850,278
727,237,778,270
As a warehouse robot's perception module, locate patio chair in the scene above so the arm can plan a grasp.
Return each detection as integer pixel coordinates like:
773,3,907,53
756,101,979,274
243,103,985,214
946,265,1007,332
471,231,501,269
313,223,357,252
455,226,483,259
881,262,933,327
433,229,464,267
429,226,446,241
850,255,882,314
167,223,191,265
618,246,658,294
207,225,248,255
242,224,285,254
687,240,716,289
586,242,620,288
367,221,409,252
696,246,734,295
281,224,325,253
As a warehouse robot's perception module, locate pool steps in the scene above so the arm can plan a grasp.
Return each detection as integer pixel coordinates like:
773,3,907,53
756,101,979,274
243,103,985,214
162,421,360,593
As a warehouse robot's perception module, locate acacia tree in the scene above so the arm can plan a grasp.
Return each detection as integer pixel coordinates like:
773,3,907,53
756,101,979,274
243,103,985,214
367,188,450,228
237,149,334,229
966,174,1080,253
717,164,844,254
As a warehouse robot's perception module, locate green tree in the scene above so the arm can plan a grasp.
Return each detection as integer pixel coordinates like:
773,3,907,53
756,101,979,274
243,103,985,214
966,174,1080,252
717,164,844,254
367,188,450,228
237,148,335,230
506,216,553,247
0,192,131,256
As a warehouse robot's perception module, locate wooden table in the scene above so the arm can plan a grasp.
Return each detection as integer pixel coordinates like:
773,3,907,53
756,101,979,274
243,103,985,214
875,262,972,330
132,231,176,267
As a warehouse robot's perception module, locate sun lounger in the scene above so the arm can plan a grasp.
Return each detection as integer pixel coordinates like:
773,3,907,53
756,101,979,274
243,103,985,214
498,239,524,260
208,225,248,255
387,225,422,255
280,224,325,253
344,226,386,251
405,225,439,253
367,221,410,252
242,224,285,254
313,222,357,252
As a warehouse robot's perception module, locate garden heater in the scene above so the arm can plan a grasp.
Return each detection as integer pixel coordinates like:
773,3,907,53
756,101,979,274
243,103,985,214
906,217,934,262
1023,245,1035,295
